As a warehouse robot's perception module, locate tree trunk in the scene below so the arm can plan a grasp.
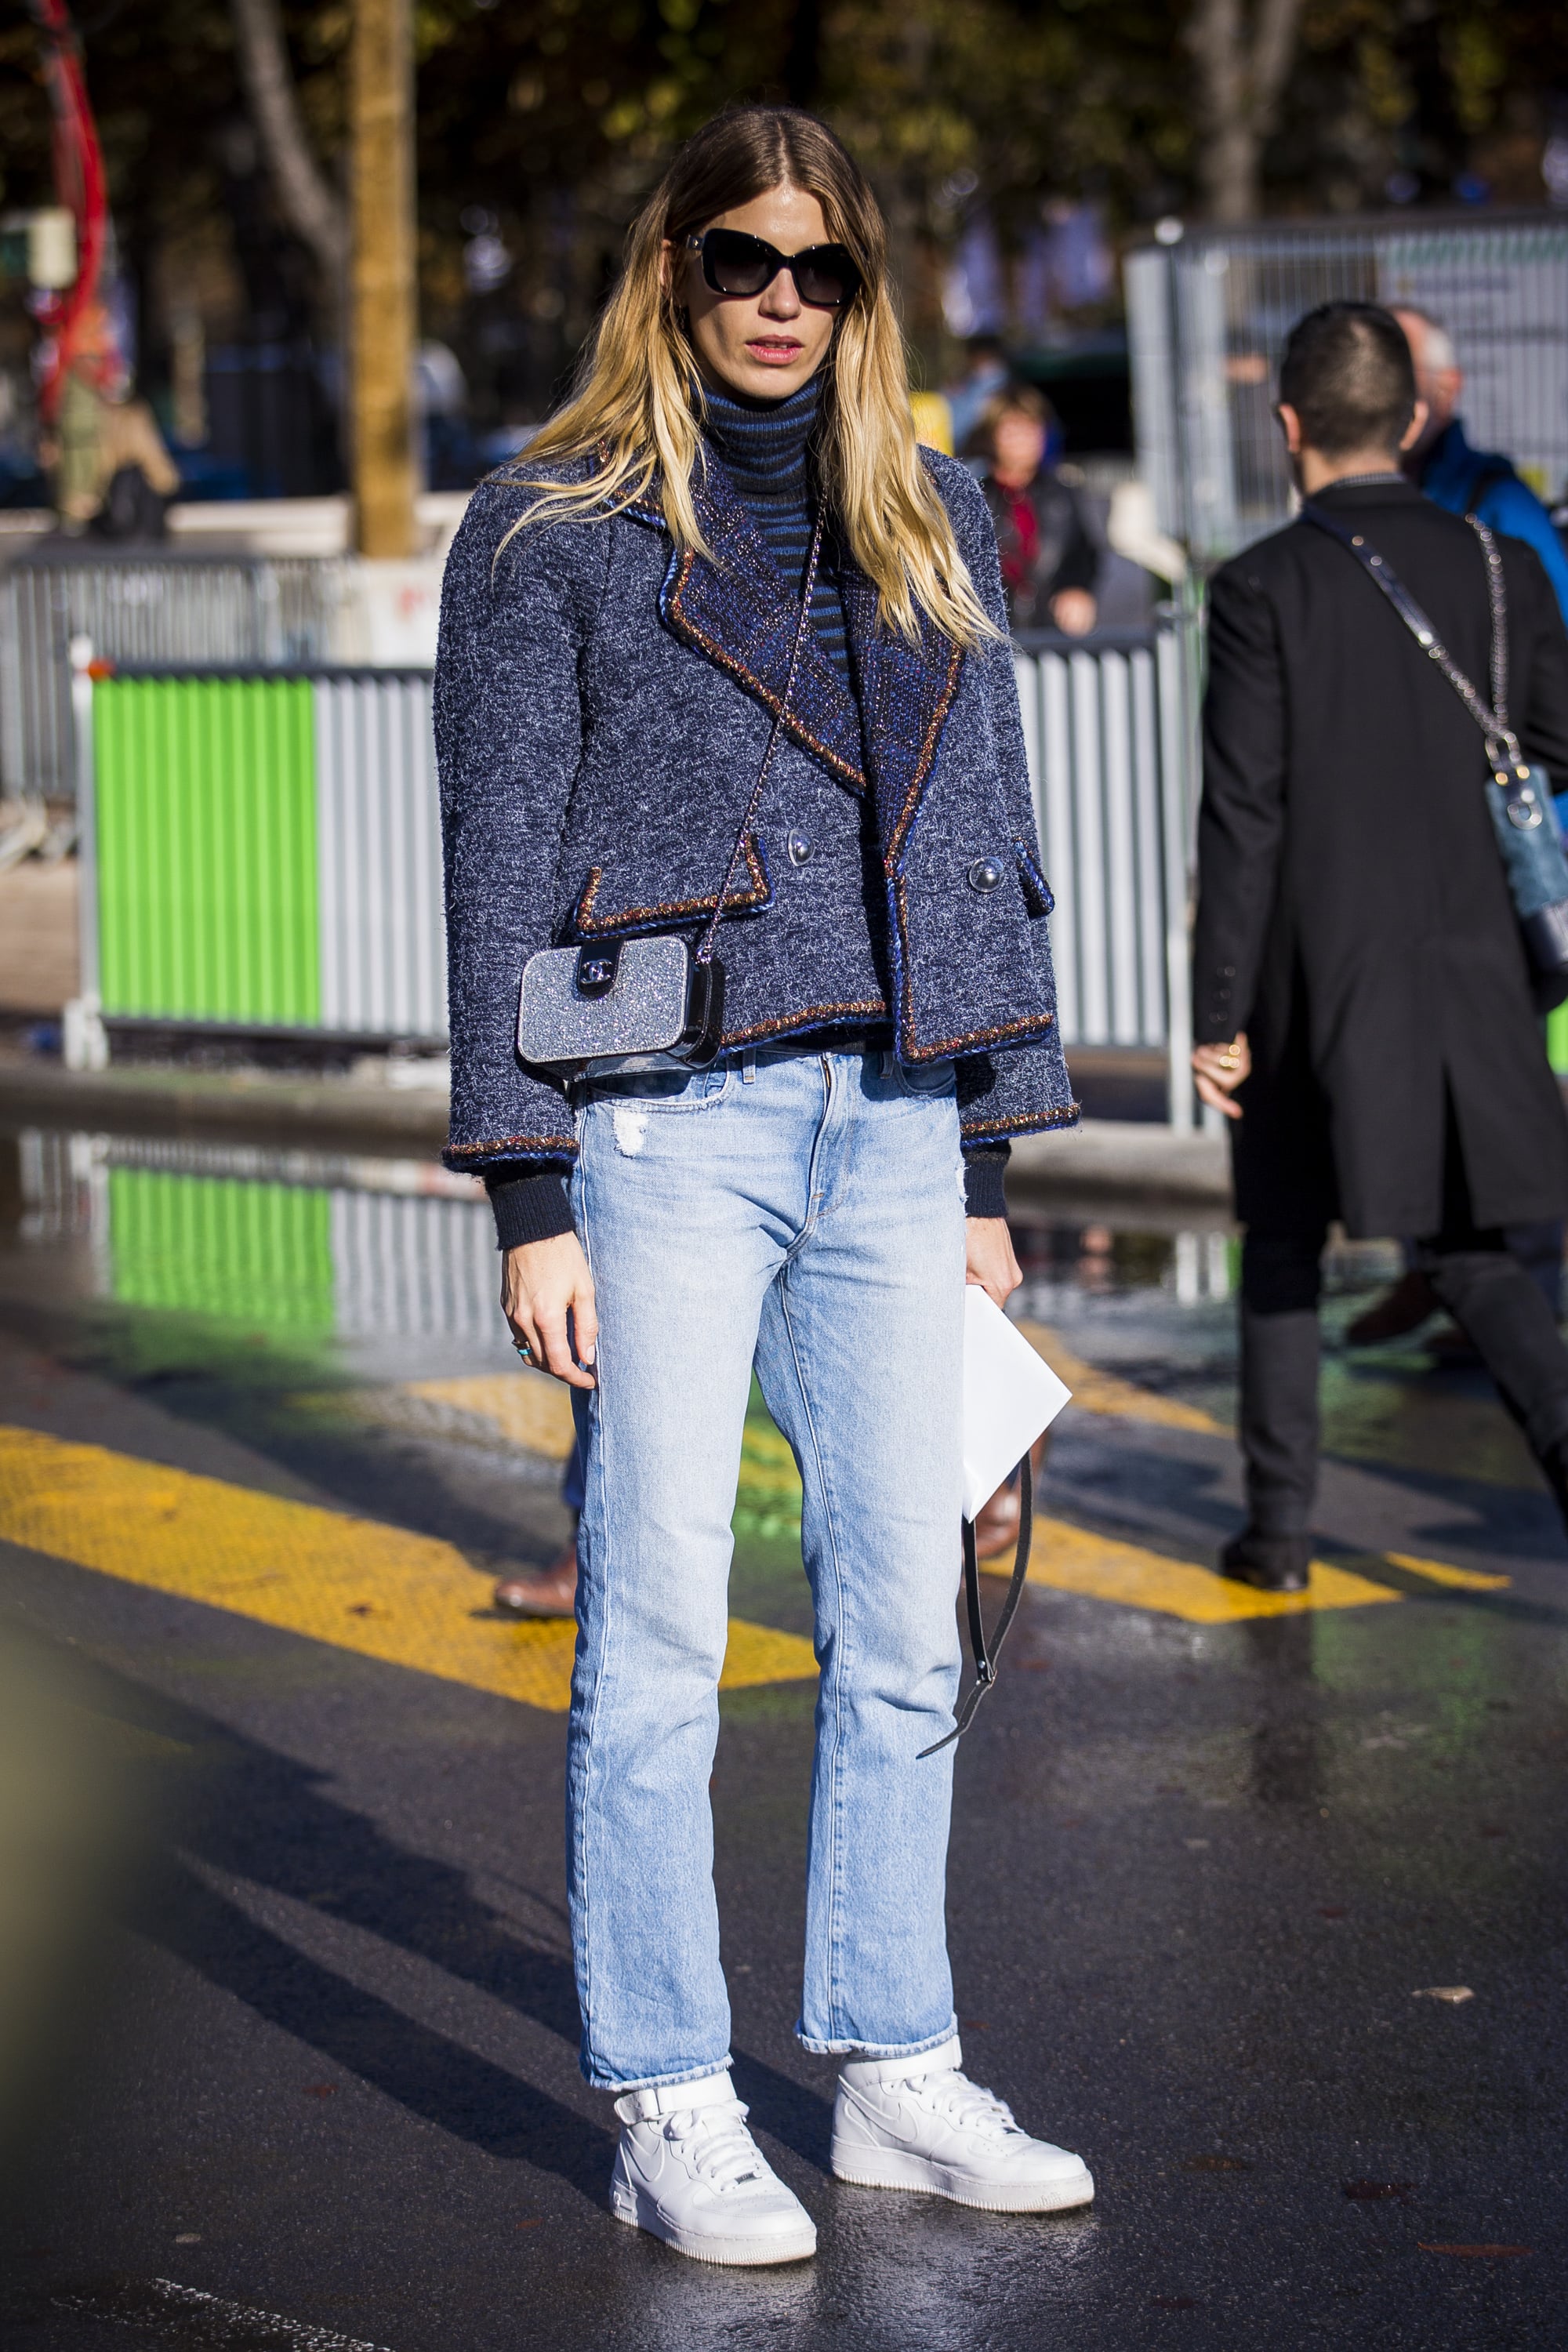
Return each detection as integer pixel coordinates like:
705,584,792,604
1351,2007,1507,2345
1186,0,1305,222
350,0,416,557
229,0,347,282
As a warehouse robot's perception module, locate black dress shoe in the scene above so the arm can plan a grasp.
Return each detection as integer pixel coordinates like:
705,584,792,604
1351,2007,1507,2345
1219,1529,1312,1594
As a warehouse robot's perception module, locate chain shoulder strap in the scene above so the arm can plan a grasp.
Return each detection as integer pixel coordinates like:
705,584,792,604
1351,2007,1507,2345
694,510,826,967
1465,512,1510,735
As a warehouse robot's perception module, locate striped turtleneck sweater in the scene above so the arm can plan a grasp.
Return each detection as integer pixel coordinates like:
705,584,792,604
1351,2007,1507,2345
699,376,853,694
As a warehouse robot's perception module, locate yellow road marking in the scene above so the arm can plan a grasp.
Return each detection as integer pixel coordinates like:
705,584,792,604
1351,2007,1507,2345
1014,1320,1224,1434
983,1515,1403,1621
333,1374,580,1458
0,1426,818,1713
1383,1552,1512,1592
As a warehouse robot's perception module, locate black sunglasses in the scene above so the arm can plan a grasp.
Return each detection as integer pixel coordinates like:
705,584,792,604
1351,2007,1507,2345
684,227,862,312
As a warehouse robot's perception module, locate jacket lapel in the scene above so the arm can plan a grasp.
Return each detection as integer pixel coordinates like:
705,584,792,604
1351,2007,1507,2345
628,454,967,850
637,459,868,793
840,560,966,867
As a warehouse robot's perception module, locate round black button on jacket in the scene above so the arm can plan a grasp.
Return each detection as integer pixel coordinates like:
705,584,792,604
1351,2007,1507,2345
786,829,813,866
967,856,1004,892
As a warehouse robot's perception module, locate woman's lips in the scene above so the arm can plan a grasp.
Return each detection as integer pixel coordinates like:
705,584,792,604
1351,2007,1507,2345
747,339,802,365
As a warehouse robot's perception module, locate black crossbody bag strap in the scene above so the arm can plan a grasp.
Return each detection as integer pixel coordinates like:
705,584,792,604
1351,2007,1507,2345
1300,502,1523,770
918,1453,1034,1759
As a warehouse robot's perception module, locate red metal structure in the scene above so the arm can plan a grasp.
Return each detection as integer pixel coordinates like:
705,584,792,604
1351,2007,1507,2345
27,0,111,424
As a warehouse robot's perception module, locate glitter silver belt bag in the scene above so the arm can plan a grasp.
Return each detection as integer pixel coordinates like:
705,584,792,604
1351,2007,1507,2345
517,513,826,1075
1303,502,1568,1010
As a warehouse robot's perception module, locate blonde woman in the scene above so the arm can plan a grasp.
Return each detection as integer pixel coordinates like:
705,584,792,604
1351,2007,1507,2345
436,104,1090,2266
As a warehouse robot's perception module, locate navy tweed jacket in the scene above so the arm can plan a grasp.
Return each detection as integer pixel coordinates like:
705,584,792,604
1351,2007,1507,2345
435,445,1077,1175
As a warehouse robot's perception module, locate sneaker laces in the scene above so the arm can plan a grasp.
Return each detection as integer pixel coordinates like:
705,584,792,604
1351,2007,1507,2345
662,2098,770,2192
897,2066,1025,2139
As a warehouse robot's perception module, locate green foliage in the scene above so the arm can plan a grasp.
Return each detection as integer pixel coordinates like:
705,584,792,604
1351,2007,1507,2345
0,0,1563,384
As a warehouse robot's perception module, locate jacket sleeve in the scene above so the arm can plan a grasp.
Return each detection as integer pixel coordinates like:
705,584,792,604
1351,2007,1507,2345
435,483,611,1174
1481,476,1568,631
1192,561,1289,1044
1045,479,1100,598
938,456,1080,1142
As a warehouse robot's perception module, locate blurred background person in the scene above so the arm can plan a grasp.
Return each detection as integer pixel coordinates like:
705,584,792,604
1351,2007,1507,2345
972,384,1098,636
1394,306,1568,619
941,332,1010,452
1348,303,1568,1352
39,300,179,541
1192,300,1568,1595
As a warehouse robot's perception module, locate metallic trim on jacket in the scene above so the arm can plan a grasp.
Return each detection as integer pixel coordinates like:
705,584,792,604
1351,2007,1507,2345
434,445,1076,1174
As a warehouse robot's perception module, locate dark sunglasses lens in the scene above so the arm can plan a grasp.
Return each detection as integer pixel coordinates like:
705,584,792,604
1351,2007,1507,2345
703,232,774,296
794,251,858,307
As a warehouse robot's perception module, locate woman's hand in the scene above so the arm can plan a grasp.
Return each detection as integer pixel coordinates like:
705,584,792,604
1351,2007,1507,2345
503,1232,598,1389
1191,1032,1251,1120
965,1217,1022,1309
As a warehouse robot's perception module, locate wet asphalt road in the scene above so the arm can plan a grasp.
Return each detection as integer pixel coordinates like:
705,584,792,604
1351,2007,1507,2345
0,1126,1565,2351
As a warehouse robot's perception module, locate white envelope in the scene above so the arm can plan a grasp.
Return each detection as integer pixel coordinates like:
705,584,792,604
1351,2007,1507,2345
961,1287,1073,1523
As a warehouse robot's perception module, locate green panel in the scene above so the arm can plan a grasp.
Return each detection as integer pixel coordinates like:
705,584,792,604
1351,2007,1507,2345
1549,1003,1568,1078
94,677,321,1023
108,1169,335,1334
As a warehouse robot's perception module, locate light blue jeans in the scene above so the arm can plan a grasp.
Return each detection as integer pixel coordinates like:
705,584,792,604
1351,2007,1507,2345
566,1047,967,2091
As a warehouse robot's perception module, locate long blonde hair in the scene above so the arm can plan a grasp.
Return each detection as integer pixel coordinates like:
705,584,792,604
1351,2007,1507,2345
502,106,996,651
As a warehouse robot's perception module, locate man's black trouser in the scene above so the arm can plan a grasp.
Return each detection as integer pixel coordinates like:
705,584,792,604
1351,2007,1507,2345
1240,1119,1568,1537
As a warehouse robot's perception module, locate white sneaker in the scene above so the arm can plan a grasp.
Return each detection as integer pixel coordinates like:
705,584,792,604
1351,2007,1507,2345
610,2070,817,2266
831,2034,1094,2214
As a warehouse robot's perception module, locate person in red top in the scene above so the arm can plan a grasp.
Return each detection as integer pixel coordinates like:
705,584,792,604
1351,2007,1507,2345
973,384,1098,636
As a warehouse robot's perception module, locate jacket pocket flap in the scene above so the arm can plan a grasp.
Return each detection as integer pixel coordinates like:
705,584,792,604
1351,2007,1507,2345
572,837,773,939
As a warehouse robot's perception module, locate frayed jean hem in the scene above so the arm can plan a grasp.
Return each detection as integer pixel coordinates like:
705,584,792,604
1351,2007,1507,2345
583,2050,735,2096
795,2015,958,2060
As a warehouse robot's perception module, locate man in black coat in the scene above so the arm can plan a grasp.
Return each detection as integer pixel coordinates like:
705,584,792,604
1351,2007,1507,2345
1191,299,1568,1592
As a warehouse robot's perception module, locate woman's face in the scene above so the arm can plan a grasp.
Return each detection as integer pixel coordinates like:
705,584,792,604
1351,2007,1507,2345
669,183,840,403
992,411,1047,485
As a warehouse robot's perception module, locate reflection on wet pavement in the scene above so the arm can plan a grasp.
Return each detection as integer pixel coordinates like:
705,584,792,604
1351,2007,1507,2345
2,1120,1567,2349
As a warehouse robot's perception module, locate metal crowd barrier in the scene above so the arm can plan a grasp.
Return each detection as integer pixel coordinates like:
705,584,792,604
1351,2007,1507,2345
0,548,345,800
73,661,445,1054
1125,210,1568,564
68,631,1199,1122
1014,617,1199,1126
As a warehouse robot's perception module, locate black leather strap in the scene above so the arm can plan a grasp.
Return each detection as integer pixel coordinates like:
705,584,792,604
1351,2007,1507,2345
919,1453,1033,1759
1300,501,1520,767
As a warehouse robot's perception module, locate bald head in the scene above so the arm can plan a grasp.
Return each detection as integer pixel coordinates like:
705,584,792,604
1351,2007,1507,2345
1391,306,1462,453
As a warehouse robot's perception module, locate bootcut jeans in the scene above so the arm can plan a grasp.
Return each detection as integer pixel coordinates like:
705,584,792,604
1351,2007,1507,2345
565,1047,968,2091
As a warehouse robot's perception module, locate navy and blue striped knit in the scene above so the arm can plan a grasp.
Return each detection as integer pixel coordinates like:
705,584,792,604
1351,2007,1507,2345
699,376,853,695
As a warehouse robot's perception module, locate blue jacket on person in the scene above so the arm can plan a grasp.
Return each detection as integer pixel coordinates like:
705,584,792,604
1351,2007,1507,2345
434,445,1076,1178
1420,417,1568,625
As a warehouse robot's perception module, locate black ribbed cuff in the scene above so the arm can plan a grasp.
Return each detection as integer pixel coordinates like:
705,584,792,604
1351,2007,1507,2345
962,1146,1010,1220
487,1167,575,1250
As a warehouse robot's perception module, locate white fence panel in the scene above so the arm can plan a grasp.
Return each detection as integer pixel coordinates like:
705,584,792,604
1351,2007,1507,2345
1014,623,1189,1068
314,673,446,1043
